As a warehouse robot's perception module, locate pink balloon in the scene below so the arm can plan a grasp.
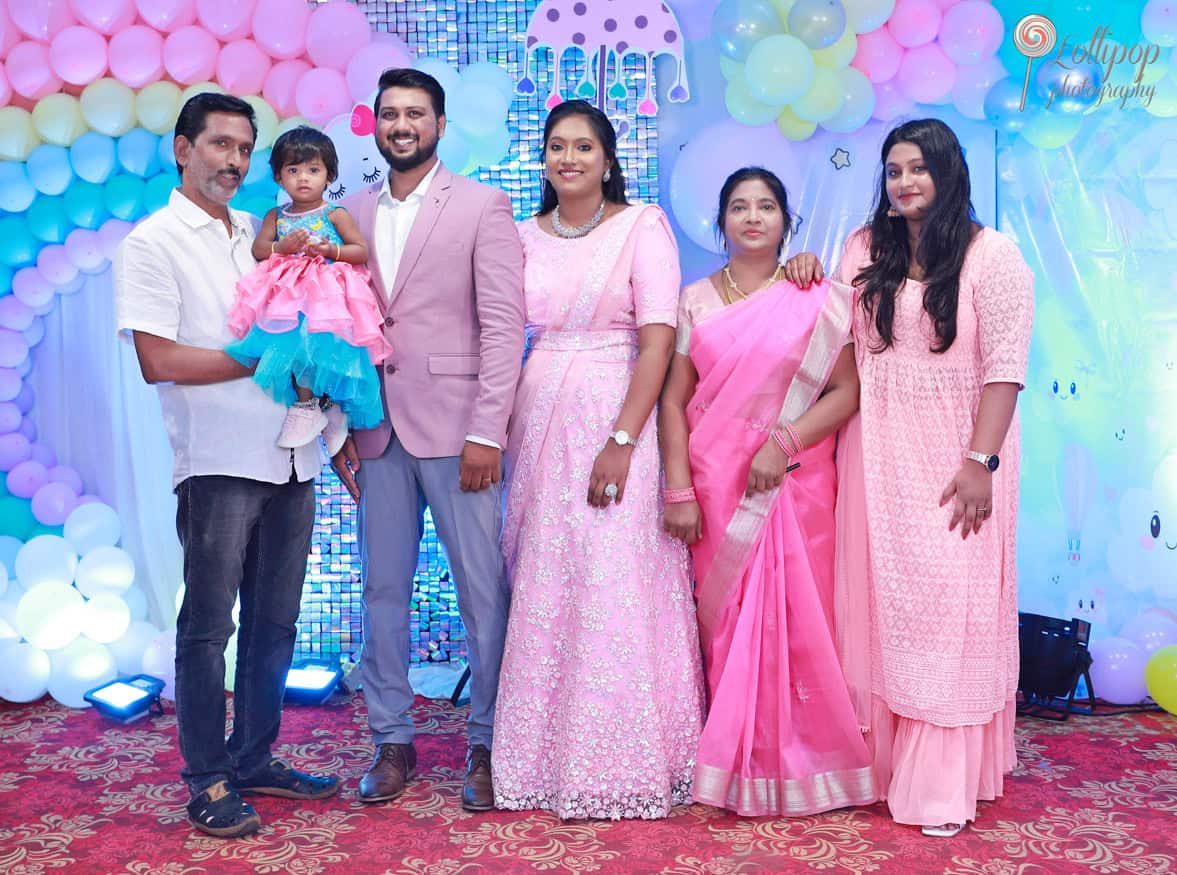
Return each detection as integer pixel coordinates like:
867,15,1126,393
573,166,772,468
49,26,109,86
32,481,77,526
1121,613,1177,656
262,58,310,117
0,331,31,370
0,433,30,469
47,464,84,494
251,0,311,61
0,370,19,403
96,218,133,257
70,0,135,34
346,40,412,104
0,4,19,56
6,41,64,100
37,244,78,287
6,0,76,41
896,43,957,104
0,65,10,107
163,25,220,85
134,0,196,33
939,1,1004,66
197,0,254,41
887,0,942,49
0,402,19,432
951,55,1007,119
216,38,270,95
7,459,48,499
0,298,34,332
64,228,107,272
306,1,371,71
12,269,55,309
295,67,350,125
851,27,903,83
109,25,165,88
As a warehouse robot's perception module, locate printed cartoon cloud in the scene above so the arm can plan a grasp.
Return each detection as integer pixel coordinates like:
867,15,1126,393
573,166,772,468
1108,454,1177,600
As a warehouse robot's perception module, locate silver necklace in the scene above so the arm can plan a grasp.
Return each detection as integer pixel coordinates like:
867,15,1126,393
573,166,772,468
551,200,606,238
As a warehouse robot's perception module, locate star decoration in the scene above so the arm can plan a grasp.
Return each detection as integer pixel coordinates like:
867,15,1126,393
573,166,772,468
830,148,851,170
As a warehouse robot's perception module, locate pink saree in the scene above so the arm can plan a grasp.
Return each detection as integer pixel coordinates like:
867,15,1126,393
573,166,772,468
685,277,878,816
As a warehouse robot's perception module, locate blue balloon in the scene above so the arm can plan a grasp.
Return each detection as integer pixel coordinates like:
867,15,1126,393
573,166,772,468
0,163,35,213
0,218,37,268
104,174,146,222
69,132,117,185
64,180,110,230
143,173,175,215
244,148,272,185
1036,55,1103,113
26,196,72,243
712,0,784,62
787,0,847,50
983,77,1033,133
117,129,162,178
25,145,74,197
0,264,13,296
157,132,177,172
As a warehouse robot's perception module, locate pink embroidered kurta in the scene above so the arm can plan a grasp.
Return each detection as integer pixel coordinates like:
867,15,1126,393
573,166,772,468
492,205,706,820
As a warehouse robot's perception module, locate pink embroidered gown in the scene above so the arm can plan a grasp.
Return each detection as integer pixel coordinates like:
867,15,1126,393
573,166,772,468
492,204,706,820
834,227,1035,827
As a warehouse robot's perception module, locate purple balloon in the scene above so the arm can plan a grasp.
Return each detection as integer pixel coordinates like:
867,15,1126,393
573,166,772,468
0,297,34,332
0,402,21,433
7,459,48,499
37,244,79,287
57,273,86,296
0,329,29,369
64,228,106,273
74,493,101,505
97,218,133,259
31,481,78,526
29,442,53,467
0,433,32,470
18,419,37,442
1120,613,1177,657
11,268,55,308
0,369,20,401
47,465,84,494
1089,636,1149,704
14,382,34,415
22,317,44,348
14,357,32,378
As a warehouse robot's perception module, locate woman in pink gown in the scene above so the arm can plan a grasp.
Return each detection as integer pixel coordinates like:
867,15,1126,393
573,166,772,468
786,119,1035,836
660,168,877,816
491,101,705,820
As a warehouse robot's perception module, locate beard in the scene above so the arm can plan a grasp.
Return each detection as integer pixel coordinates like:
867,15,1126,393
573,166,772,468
377,132,439,173
195,168,242,205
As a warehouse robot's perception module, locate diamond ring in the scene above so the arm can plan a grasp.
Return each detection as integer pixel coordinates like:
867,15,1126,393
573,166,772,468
603,483,619,500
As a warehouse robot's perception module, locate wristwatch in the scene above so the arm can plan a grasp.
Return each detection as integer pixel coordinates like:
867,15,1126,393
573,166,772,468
965,450,1000,472
609,429,636,447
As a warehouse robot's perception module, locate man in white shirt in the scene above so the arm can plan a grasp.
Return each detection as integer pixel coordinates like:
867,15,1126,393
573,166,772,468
114,93,337,839
332,69,524,812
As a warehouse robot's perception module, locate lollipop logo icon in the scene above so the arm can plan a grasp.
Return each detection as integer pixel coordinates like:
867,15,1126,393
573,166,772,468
1014,14,1058,111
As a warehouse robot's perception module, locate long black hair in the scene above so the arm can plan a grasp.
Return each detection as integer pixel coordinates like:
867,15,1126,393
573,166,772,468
536,100,628,216
715,166,793,255
855,118,979,353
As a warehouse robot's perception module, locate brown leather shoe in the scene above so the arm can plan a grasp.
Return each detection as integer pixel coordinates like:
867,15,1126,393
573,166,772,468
461,744,494,812
358,743,416,803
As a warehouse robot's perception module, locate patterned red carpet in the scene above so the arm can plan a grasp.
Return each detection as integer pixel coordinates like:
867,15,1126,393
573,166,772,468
1,694,1174,874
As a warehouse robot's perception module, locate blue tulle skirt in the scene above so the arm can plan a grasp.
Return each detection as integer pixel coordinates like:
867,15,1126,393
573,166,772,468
225,316,385,429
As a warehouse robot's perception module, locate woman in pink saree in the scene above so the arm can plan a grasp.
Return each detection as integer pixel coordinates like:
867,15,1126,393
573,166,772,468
659,168,878,816
491,102,705,820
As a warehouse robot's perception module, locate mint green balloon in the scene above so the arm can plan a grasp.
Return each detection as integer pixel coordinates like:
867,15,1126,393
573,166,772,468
726,76,782,125
1021,111,1082,149
27,196,73,244
0,218,37,268
0,495,36,539
64,180,110,230
792,66,846,122
104,174,146,221
745,34,815,106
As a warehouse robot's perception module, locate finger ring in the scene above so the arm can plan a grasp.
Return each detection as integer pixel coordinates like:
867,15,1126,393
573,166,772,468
603,483,619,499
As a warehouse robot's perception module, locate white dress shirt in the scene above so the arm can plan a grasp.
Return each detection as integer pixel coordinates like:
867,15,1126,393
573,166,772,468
373,160,499,451
114,188,321,488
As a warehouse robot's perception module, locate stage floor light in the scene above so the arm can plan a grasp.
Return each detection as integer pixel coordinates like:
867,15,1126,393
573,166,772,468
284,664,342,705
84,675,166,723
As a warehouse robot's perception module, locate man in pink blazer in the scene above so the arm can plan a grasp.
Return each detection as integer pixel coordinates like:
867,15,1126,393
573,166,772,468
332,68,524,812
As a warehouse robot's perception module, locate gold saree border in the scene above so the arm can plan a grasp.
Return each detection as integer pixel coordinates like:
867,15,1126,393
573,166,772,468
694,761,877,816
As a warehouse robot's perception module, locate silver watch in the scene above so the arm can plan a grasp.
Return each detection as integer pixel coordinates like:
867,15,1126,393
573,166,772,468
609,429,635,447
965,450,1000,472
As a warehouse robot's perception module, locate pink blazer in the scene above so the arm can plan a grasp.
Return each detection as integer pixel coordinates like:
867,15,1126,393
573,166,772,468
344,164,525,460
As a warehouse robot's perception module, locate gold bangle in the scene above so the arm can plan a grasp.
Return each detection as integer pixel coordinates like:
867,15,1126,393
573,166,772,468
335,243,341,261
271,241,277,256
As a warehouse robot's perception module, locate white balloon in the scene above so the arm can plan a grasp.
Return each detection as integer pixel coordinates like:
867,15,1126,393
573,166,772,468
0,536,23,574
63,502,122,555
74,545,135,597
0,601,18,640
80,592,131,644
15,581,85,651
48,638,117,708
106,620,161,676
122,585,147,622
141,630,176,700
14,535,79,589
0,640,51,702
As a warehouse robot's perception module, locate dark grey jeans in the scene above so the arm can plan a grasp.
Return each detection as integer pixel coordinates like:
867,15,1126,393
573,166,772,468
173,473,314,794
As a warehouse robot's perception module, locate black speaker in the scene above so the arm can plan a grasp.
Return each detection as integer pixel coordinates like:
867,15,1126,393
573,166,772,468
1017,612,1096,720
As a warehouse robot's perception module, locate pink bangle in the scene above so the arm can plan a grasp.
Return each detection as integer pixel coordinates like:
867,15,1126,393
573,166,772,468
785,422,805,454
663,486,696,504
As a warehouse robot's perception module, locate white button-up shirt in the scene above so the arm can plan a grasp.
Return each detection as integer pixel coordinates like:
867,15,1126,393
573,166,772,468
114,188,321,488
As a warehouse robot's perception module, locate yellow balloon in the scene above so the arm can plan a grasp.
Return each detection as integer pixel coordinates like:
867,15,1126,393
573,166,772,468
243,96,279,151
80,78,137,137
769,0,797,27
137,81,183,135
32,94,87,146
813,28,858,69
776,106,817,141
0,107,41,160
726,77,780,126
1145,645,1177,715
792,67,845,123
179,81,225,111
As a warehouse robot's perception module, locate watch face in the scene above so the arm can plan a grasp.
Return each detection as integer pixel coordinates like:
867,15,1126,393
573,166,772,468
614,430,631,446
987,454,1000,472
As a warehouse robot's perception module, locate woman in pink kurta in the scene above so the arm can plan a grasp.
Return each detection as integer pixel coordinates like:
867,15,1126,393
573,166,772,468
788,119,1034,835
661,168,877,816
491,101,704,820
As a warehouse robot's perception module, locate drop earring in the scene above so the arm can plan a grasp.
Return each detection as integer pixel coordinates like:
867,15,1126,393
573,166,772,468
603,169,612,183
887,206,899,217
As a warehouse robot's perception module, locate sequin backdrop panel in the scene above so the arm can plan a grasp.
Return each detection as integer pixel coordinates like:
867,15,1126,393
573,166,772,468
298,0,660,667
